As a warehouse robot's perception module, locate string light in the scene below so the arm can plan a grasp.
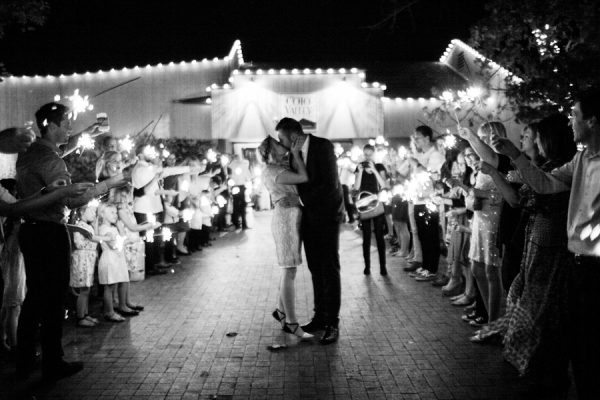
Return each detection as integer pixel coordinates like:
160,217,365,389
6,40,244,81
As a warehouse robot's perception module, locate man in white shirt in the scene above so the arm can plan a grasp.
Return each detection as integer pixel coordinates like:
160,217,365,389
492,88,600,400
405,125,445,281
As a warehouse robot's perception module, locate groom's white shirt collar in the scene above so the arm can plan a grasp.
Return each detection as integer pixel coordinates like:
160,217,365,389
301,134,310,161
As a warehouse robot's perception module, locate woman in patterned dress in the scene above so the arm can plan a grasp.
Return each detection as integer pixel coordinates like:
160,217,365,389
474,115,576,393
258,136,313,340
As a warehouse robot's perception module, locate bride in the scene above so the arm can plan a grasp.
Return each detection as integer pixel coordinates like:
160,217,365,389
258,136,313,340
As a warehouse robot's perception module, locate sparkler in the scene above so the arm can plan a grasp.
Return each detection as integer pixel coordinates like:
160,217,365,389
144,232,154,243
425,201,438,213
443,135,457,149
77,133,95,151
55,89,94,120
398,146,408,160
161,227,172,242
119,135,134,153
375,136,386,145
334,143,344,157
114,234,126,251
231,187,240,195
142,145,158,159
227,179,235,187
146,214,157,225
216,195,227,208
206,149,218,163
87,198,100,208
162,149,170,158
181,208,194,222
220,155,230,165
180,180,190,192
211,205,220,215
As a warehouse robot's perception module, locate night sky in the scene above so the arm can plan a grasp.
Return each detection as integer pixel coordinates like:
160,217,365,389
0,0,488,77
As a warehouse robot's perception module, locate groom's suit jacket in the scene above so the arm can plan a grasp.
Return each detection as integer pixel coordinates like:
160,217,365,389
296,134,344,224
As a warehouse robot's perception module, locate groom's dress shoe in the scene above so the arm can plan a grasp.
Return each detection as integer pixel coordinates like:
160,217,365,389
320,325,339,345
301,320,326,333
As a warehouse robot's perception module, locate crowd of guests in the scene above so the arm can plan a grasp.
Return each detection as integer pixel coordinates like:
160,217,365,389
0,88,599,399
0,101,262,381
341,88,600,399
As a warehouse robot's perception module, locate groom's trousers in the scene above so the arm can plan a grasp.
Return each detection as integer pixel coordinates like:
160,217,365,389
302,215,341,326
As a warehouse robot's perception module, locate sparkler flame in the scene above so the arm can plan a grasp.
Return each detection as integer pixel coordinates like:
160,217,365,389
161,227,172,241
181,208,194,222
398,146,408,159
443,135,457,149
206,149,217,163
350,146,362,162
87,198,100,208
119,135,134,153
77,133,95,151
114,234,126,251
143,145,158,159
180,180,190,192
56,89,94,120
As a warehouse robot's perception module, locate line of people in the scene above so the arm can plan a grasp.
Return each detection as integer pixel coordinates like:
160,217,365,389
0,101,260,382
345,88,600,400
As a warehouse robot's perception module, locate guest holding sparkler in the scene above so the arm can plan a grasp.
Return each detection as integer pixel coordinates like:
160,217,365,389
96,203,139,322
70,202,103,328
474,115,575,397
406,126,445,281
15,102,128,381
458,122,508,323
492,89,600,400
131,144,199,275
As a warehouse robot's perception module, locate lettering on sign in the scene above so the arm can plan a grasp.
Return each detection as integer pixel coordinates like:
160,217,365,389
280,94,315,121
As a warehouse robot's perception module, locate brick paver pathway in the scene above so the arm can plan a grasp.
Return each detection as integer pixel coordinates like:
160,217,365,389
1,210,561,399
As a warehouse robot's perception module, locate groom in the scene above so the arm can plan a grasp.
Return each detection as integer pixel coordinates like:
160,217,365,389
276,118,344,344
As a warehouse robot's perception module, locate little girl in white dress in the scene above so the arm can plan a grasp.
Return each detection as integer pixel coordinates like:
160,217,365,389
97,203,141,322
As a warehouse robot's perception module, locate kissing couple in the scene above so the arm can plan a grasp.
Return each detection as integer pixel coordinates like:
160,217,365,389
258,117,344,344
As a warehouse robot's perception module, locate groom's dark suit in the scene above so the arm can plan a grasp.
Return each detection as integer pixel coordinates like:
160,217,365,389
296,134,344,327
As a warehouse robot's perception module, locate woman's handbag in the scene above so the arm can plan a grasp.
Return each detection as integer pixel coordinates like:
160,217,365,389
355,191,385,221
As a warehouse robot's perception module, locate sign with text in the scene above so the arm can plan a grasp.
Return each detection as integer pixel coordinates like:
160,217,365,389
280,94,316,128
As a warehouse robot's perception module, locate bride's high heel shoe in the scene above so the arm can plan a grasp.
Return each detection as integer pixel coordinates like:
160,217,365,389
283,322,314,340
272,309,286,328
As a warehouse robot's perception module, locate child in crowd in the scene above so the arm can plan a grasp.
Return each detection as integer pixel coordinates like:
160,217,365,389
70,202,105,327
198,190,214,246
0,189,25,353
97,203,141,322
114,186,160,283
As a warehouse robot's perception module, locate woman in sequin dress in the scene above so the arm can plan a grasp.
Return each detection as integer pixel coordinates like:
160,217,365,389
258,136,313,340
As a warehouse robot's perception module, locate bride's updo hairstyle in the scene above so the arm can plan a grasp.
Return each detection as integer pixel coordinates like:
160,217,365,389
257,136,273,163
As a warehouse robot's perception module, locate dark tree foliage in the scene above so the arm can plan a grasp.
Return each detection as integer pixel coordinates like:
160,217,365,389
469,0,600,122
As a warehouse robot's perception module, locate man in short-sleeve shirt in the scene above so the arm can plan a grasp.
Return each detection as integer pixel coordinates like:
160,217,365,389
16,103,125,381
